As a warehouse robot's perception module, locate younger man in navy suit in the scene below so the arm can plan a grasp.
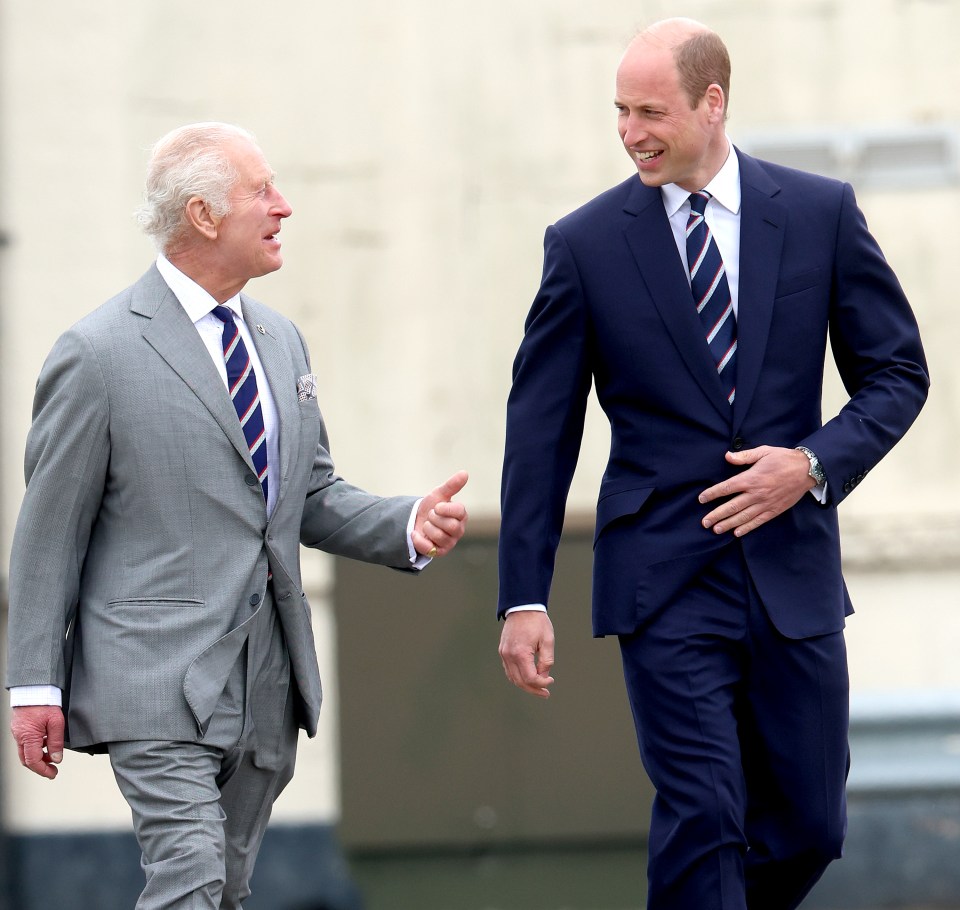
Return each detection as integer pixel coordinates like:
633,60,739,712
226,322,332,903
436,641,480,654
497,18,928,910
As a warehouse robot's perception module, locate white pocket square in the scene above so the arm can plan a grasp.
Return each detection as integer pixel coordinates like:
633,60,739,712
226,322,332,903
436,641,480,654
297,373,318,402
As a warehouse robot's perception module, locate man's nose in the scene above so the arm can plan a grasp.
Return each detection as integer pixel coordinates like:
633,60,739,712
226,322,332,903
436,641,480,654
273,190,293,218
621,117,648,147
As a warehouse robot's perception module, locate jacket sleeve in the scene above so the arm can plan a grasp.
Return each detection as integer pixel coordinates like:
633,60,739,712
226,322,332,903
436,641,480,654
497,225,594,617
799,182,929,504
6,328,111,688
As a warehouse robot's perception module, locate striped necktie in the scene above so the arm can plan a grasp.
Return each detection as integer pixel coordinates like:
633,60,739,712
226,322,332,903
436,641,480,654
686,191,737,405
211,305,269,504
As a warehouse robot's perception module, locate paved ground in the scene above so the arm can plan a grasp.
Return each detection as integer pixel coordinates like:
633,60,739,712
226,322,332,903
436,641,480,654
349,848,955,910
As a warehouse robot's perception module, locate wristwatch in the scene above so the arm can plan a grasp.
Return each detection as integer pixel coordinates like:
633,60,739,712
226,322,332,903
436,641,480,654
795,446,826,485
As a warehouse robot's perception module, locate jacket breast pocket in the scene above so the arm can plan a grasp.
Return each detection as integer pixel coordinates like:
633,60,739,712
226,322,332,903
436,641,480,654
299,397,321,420
774,267,823,299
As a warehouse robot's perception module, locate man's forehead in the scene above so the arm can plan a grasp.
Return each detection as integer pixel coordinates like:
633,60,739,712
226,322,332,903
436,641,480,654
224,140,273,183
617,44,680,89
616,68,677,102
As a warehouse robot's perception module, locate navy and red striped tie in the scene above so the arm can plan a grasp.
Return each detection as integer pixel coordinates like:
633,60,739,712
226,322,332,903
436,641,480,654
211,305,269,503
686,191,737,405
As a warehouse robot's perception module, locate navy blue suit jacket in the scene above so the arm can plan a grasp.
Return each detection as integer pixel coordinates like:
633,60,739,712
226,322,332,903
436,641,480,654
498,149,929,640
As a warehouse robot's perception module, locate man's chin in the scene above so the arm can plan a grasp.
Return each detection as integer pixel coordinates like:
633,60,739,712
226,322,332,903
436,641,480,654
636,169,668,187
260,256,284,276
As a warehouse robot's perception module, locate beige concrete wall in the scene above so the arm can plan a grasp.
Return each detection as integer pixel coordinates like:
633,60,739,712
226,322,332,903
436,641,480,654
1,0,957,832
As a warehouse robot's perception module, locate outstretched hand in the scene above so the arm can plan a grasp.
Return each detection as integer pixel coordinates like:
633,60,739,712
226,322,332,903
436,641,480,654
11,705,65,780
699,446,816,537
413,470,469,558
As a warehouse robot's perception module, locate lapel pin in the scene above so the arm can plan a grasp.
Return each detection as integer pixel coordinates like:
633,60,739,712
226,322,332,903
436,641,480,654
256,324,266,335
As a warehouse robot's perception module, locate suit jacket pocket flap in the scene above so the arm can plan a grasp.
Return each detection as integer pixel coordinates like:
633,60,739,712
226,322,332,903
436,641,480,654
774,267,822,298
594,487,654,545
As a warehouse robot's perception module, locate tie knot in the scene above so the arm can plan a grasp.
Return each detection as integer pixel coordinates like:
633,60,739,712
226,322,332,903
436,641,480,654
210,305,235,325
688,191,712,216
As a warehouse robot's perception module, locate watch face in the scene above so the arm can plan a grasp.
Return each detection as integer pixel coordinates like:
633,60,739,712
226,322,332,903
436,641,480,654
809,458,826,483
797,447,825,484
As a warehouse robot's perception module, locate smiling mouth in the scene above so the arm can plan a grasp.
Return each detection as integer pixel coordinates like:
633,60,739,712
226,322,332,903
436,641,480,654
635,150,663,162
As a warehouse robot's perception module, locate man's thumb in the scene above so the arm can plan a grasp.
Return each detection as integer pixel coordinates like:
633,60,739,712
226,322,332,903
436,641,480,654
436,469,469,500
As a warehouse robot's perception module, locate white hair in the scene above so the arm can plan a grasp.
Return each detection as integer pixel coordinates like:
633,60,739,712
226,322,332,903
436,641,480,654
135,122,257,253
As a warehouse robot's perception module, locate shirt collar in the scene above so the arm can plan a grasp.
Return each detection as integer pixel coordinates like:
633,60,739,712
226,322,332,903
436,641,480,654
156,255,243,323
660,140,742,218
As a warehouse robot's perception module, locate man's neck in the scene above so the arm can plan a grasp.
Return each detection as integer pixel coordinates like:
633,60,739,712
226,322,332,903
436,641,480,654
164,248,245,303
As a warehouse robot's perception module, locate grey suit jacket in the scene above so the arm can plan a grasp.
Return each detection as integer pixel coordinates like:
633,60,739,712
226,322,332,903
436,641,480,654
6,265,416,750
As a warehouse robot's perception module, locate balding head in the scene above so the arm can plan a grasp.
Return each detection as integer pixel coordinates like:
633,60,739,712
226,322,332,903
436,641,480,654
615,17,731,190
627,18,731,117
640,16,708,46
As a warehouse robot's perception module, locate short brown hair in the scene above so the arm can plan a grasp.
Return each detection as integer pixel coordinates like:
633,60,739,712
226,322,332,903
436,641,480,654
674,31,731,116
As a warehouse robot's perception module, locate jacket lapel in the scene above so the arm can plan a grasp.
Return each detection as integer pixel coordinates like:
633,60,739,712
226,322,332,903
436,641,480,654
133,266,256,472
732,151,786,431
621,180,732,420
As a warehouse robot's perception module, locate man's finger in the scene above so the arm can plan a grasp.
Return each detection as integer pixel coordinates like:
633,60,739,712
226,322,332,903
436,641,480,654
433,470,469,502
699,480,738,504
411,528,441,557
500,651,553,698
534,638,555,676
724,446,766,466
44,710,65,763
20,735,58,779
433,500,467,520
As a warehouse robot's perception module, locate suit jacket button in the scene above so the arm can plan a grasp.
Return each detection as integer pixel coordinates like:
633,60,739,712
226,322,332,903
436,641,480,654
244,474,258,486
732,437,745,451
250,593,261,606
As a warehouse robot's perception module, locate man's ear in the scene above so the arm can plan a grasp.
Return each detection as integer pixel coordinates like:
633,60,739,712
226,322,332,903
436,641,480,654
704,83,726,124
184,195,220,241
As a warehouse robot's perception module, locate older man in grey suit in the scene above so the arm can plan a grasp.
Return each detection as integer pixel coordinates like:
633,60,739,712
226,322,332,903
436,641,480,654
6,122,468,909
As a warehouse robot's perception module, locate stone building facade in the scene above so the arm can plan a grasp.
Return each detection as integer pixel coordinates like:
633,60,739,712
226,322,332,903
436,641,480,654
1,1,956,906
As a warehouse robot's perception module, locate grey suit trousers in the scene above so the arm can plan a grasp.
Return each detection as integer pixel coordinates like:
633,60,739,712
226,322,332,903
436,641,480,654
108,588,298,910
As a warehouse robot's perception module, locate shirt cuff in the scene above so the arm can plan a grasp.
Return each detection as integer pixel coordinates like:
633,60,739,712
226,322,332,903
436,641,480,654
10,685,62,708
809,481,828,504
406,499,431,571
505,604,548,615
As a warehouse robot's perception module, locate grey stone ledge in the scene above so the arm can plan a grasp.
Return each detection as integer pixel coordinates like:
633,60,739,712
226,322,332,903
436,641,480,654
849,689,960,795
840,513,960,571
